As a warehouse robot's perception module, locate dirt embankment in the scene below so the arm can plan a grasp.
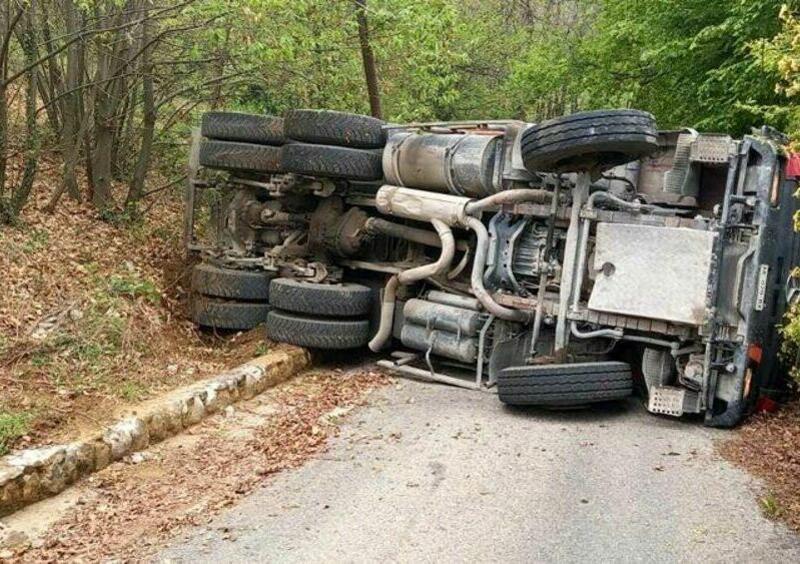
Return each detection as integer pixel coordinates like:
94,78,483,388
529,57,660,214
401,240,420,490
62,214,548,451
0,178,260,454
10,367,387,562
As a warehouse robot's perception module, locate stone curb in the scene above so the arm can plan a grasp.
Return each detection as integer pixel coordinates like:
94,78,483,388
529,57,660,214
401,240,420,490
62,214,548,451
0,347,310,518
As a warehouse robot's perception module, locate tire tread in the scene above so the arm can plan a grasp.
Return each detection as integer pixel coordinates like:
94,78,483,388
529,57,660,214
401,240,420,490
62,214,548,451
498,362,633,406
281,143,383,181
265,310,370,349
191,264,272,301
284,109,385,148
520,109,658,173
191,296,270,330
199,139,283,173
268,278,373,317
201,112,285,145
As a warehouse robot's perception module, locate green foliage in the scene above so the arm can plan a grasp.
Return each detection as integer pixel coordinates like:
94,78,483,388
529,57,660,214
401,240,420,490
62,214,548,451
375,0,472,120
768,4,800,144
181,0,481,121
107,274,161,305
760,492,783,519
781,300,800,384
0,411,32,455
118,381,148,402
171,0,795,136
500,0,789,134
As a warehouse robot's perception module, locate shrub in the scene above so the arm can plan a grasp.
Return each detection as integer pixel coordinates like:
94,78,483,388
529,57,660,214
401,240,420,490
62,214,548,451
0,411,32,455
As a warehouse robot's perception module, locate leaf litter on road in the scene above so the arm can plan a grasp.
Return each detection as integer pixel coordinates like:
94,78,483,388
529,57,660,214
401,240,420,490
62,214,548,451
719,399,800,532
11,368,388,562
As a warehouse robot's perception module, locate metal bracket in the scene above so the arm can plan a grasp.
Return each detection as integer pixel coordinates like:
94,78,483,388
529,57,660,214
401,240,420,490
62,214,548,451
485,213,530,293
376,358,483,391
184,128,203,253
555,172,591,352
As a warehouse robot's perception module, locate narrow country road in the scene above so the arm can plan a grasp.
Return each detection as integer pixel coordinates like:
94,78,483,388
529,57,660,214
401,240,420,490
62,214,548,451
159,379,800,563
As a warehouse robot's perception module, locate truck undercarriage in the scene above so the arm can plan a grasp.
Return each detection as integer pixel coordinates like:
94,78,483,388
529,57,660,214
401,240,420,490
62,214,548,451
185,108,799,427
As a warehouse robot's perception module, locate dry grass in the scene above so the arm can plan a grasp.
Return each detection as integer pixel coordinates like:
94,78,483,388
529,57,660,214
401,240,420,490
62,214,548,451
0,164,263,452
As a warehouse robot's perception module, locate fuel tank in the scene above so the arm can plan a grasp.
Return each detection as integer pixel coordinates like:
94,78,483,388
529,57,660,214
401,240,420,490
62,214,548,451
383,131,502,198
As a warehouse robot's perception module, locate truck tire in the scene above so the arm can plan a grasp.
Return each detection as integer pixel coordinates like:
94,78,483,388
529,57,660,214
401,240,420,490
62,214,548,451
268,278,373,317
281,143,383,181
497,361,633,406
191,264,273,301
265,310,370,349
191,296,270,330
201,112,285,145
199,139,283,173
284,109,386,149
520,109,658,173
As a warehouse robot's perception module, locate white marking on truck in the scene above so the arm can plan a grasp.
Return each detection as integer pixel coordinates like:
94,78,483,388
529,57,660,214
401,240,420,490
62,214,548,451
755,264,769,312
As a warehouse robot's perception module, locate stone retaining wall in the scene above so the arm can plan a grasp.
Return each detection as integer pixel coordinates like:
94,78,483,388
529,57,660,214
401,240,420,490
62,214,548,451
0,347,310,517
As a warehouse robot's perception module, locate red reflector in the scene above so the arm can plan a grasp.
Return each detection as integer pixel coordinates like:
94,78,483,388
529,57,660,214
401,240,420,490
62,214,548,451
748,344,763,364
756,396,779,414
786,153,800,179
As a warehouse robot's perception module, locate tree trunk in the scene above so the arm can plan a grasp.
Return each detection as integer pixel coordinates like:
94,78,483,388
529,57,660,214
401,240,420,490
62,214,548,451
90,3,133,211
58,0,84,203
127,1,155,206
0,2,12,198
0,80,7,201
111,82,134,181
210,28,229,111
11,1,40,218
37,0,63,137
91,40,116,210
354,0,382,119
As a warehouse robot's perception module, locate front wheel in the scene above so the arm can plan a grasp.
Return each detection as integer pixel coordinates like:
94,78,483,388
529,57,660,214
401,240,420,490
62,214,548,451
497,361,633,407
520,109,659,174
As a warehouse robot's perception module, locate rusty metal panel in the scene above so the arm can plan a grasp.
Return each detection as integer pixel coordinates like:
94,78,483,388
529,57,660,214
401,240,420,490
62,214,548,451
588,223,716,326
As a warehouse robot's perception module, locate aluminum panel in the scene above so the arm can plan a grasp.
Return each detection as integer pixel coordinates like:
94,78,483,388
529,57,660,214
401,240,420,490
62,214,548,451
588,223,716,325
690,134,732,164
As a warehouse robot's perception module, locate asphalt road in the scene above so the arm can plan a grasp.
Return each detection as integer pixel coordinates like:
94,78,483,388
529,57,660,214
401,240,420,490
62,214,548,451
159,379,800,563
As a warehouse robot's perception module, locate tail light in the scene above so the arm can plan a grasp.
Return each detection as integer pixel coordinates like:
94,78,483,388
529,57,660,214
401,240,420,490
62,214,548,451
747,343,763,364
786,153,800,179
755,396,779,414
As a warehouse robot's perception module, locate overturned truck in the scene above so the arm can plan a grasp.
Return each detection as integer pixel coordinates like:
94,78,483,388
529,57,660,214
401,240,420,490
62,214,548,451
185,108,799,427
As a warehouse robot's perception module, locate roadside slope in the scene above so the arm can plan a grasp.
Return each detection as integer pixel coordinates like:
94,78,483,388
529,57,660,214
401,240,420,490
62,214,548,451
0,185,260,453
5,366,386,560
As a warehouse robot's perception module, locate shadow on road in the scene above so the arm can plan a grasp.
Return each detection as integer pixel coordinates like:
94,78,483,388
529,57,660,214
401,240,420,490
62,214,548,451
500,396,705,428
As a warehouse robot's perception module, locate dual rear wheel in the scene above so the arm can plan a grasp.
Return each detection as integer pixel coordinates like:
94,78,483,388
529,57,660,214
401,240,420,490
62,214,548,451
265,279,373,350
198,109,386,181
189,263,273,330
190,265,373,350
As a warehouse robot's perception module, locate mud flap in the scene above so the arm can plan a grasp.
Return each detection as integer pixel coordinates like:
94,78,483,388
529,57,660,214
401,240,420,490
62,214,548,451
705,399,746,429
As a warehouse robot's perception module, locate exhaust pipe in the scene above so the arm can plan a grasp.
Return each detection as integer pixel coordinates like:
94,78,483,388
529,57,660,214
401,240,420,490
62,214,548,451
463,217,530,323
370,185,551,350
369,219,455,352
